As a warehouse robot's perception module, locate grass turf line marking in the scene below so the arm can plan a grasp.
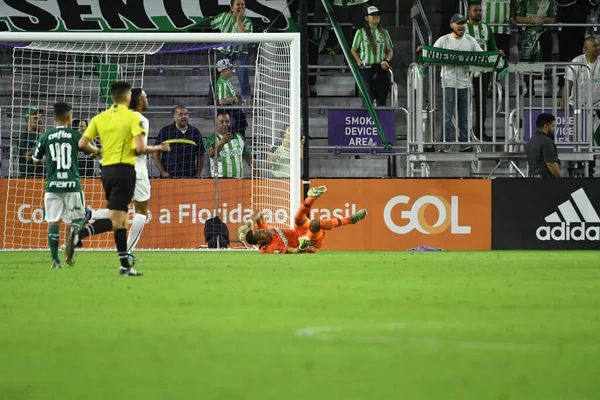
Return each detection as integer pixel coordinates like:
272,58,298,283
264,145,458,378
296,323,600,353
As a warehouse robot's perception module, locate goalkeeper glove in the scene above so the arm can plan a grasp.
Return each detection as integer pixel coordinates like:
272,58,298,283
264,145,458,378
299,236,311,252
237,220,253,240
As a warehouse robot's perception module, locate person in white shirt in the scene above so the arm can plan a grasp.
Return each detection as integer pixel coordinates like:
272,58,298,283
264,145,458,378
433,13,483,152
90,89,170,263
561,36,600,111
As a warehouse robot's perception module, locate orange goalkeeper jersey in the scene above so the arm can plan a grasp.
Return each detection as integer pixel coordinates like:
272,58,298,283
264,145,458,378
257,222,300,254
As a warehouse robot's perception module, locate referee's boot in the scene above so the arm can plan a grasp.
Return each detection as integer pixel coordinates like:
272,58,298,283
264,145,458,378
120,266,143,277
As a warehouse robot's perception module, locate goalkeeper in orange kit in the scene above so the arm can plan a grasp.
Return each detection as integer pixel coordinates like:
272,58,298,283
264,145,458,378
238,186,367,254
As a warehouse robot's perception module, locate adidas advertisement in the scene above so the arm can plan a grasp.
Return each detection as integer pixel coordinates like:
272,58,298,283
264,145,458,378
492,179,600,250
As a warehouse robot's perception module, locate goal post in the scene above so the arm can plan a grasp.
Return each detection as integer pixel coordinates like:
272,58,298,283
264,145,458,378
0,32,300,250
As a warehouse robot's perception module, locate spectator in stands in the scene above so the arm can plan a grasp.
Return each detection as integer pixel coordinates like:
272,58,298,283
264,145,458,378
350,6,394,107
73,119,95,178
467,1,503,141
333,0,372,46
434,13,483,152
516,0,556,63
525,112,562,178
560,36,600,110
153,105,205,178
556,0,595,90
18,108,45,178
480,0,517,55
560,35,599,178
211,0,253,105
205,110,253,178
216,58,248,136
438,0,460,39
266,126,305,178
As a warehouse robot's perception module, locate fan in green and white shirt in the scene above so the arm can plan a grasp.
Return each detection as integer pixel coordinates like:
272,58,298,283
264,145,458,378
210,0,253,56
467,4,498,52
216,59,238,105
481,0,517,35
206,112,253,178
351,23,393,65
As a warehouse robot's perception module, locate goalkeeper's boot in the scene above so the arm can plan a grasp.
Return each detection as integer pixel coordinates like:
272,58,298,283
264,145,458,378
50,259,63,269
120,266,143,277
64,225,80,266
84,207,93,225
351,208,368,224
127,253,142,265
307,185,327,199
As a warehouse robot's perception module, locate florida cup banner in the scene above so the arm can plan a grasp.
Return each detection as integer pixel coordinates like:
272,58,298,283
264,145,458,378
0,179,492,250
0,0,294,32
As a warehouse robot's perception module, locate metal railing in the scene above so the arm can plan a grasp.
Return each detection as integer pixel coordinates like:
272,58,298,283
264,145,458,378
406,61,599,177
411,0,432,63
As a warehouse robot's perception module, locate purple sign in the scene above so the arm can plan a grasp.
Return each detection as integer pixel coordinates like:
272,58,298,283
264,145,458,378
328,109,396,152
524,110,591,152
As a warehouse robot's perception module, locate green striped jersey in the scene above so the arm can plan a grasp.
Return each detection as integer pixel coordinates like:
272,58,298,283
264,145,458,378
205,132,251,178
333,0,369,6
517,0,556,32
351,27,393,65
482,0,516,35
31,127,83,193
210,12,253,54
466,21,497,52
216,76,235,101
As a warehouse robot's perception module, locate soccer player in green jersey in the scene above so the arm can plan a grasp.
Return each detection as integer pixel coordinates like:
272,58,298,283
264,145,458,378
205,111,253,178
350,6,394,106
31,102,101,268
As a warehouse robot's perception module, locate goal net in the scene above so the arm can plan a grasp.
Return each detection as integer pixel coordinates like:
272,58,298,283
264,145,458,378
0,33,300,250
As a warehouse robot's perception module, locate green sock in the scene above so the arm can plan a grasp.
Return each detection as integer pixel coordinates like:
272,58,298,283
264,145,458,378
71,219,83,230
48,225,60,262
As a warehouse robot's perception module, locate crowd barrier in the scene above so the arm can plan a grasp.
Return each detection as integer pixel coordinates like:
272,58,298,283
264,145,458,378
2,178,598,251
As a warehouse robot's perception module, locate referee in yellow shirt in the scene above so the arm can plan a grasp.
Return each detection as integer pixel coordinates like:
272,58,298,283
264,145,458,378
66,81,169,276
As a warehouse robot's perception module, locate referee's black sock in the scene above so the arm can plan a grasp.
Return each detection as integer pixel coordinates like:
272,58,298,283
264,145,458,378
79,219,113,240
115,229,131,269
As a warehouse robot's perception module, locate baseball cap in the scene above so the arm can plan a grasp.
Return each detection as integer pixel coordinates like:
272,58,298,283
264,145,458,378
366,6,381,16
23,107,43,122
450,13,467,24
216,58,233,73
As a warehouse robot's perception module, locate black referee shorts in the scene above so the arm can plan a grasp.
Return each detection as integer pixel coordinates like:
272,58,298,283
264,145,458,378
101,164,136,212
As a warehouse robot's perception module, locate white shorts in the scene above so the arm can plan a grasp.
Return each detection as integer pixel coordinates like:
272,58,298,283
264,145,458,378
44,192,86,223
132,174,151,203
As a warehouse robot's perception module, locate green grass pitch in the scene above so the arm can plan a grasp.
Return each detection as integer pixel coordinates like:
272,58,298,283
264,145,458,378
1,250,599,400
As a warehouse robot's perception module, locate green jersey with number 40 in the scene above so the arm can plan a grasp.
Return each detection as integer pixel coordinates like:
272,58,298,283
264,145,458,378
32,127,83,193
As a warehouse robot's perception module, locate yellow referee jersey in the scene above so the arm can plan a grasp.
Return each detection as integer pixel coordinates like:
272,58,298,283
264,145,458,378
84,104,146,166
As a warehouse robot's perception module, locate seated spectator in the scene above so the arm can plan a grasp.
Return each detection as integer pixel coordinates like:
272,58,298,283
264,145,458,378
153,105,205,178
517,0,556,63
211,0,253,104
350,6,393,107
73,119,95,177
18,108,45,178
267,127,304,178
205,111,253,178
216,58,248,136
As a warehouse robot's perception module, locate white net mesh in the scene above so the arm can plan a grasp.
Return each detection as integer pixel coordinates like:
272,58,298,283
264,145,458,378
252,42,295,229
2,38,298,250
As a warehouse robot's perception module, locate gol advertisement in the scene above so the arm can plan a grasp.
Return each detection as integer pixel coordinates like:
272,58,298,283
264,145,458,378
0,178,492,250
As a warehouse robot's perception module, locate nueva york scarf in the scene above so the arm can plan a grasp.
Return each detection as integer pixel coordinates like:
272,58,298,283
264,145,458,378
418,45,509,79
